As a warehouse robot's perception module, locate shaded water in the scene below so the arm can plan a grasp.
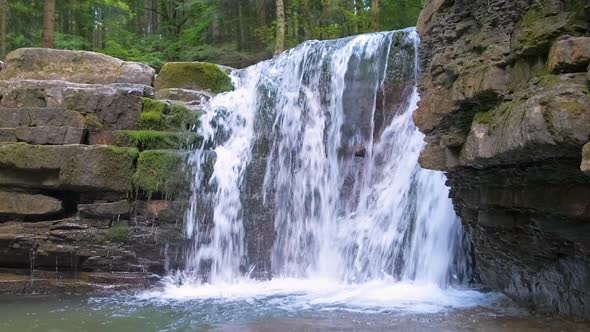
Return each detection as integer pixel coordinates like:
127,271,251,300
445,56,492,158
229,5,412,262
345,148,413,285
2,293,589,332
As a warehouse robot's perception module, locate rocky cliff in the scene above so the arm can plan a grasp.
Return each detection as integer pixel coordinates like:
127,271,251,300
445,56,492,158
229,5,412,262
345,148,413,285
417,0,590,317
0,48,228,293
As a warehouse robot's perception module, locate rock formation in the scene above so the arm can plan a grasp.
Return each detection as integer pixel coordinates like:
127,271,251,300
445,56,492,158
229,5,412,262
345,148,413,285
0,48,229,293
417,0,590,317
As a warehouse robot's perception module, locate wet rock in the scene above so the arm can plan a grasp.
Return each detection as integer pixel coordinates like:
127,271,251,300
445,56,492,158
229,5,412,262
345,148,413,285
78,200,130,219
154,62,233,93
416,0,590,318
582,143,590,176
0,48,154,86
547,37,590,74
0,143,138,192
0,191,62,216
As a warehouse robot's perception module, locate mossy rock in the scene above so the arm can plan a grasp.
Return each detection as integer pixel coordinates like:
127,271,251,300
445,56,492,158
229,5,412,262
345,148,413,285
103,223,130,243
142,98,169,114
115,130,202,151
132,150,189,198
0,143,138,192
154,62,233,93
139,101,199,132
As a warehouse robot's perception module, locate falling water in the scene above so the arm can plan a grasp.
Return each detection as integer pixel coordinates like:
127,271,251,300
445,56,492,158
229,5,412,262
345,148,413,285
176,28,470,295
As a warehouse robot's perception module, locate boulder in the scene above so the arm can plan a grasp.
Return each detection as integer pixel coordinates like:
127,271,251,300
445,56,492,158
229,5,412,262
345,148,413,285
0,61,3,72
14,127,86,145
0,143,138,192
0,129,17,143
0,192,62,216
0,48,155,86
0,80,148,130
582,143,590,176
548,37,590,74
154,62,233,93
78,200,130,219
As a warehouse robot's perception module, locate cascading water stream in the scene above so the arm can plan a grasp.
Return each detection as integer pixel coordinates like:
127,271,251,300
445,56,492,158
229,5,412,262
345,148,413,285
161,29,477,310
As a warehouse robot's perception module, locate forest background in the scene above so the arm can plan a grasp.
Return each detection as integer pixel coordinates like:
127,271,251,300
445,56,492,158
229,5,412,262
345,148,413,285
0,0,424,68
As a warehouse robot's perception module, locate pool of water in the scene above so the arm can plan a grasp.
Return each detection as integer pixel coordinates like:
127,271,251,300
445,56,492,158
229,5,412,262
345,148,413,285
1,279,588,332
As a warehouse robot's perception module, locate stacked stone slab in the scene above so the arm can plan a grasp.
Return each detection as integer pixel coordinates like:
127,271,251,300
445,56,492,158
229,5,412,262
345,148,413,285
416,0,590,318
0,48,230,291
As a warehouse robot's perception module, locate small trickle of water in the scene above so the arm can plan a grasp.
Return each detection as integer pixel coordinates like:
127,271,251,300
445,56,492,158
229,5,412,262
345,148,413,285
172,29,471,308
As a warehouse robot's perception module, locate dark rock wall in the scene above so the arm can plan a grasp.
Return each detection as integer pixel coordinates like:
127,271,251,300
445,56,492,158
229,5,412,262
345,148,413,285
416,0,590,317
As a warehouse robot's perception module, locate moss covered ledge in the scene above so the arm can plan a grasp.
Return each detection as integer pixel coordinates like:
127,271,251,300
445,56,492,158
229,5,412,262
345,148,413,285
132,150,190,198
154,62,233,93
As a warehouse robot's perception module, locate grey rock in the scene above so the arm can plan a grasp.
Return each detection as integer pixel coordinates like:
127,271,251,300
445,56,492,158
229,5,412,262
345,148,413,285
0,107,86,128
582,143,590,176
0,48,155,86
548,37,590,74
14,127,86,145
78,200,130,219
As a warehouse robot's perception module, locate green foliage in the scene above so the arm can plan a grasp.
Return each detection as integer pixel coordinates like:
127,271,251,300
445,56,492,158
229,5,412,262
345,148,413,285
2,0,424,68
139,111,166,130
104,223,129,243
132,150,188,197
142,98,169,114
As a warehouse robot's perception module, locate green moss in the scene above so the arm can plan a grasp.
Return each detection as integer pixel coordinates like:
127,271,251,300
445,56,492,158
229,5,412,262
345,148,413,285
105,145,140,161
142,98,169,114
168,103,200,131
138,102,199,131
132,150,188,197
84,114,103,130
559,101,585,114
117,130,202,150
154,62,233,93
474,111,494,124
104,223,129,243
139,111,166,130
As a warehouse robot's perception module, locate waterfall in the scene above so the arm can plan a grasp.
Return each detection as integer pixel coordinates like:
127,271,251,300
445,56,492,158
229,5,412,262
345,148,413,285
178,28,470,288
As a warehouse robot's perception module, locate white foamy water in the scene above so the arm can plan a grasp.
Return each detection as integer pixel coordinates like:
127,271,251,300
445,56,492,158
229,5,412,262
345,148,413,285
153,28,483,313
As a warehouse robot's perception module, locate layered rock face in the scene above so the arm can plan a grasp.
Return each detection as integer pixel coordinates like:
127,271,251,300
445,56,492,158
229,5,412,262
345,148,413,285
0,49,228,292
417,0,590,317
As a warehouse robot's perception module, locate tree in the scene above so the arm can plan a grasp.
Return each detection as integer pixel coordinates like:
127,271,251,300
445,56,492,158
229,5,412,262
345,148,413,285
0,0,7,58
372,0,380,31
275,0,285,54
42,0,56,48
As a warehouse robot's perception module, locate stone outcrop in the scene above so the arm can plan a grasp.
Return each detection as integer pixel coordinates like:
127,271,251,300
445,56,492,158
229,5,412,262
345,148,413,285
0,48,214,291
417,0,590,318
0,48,155,85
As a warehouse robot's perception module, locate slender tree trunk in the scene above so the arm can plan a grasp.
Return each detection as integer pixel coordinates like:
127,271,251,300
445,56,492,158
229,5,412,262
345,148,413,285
42,0,56,48
371,0,380,31
0,0,7,58
275,0,285,54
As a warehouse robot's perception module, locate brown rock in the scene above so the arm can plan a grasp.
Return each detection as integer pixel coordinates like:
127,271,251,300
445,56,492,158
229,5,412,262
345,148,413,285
0,191,62,216
548,37,590,74
0,48,154,85
418,141,446,171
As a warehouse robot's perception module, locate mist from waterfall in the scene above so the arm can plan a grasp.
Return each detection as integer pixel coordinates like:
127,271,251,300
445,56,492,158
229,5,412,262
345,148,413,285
157,29,476,311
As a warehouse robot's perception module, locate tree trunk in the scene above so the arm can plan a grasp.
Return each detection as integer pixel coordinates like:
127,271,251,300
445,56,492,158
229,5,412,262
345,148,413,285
0,0,7,58
275,0,285,54
42,0,56,48
371,0,380,31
